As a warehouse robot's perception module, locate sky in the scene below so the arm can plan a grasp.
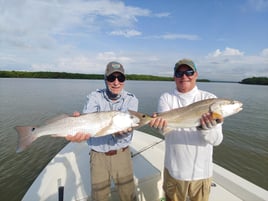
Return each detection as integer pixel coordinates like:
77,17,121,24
1,0,268,81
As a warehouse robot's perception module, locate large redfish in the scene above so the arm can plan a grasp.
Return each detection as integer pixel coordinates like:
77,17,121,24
15,111,140,153
130,98,243,133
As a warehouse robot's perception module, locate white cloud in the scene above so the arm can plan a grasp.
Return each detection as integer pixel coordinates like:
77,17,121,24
209,47,244,57
162,34,200,40
0,0,161,50
154,12,170,17
97,52,133,64
261,48,268,56
199,47,268,81
245,0,268,11
109,29,142,37
147,33,200,40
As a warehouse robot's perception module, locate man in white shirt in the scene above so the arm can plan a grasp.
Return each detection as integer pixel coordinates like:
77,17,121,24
150,59,223,201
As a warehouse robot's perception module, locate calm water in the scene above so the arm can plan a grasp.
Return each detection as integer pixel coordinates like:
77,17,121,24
0,78,267,201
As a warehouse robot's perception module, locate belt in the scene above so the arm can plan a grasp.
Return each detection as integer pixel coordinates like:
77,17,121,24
92,146,129,156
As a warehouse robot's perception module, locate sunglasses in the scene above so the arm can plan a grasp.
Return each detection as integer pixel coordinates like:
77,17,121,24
174,69,195,78
106,74,126,82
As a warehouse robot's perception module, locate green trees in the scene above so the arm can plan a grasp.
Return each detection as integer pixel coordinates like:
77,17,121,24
1,70,267,85
240,77,268,85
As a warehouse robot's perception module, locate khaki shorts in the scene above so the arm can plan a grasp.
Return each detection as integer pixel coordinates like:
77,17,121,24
163,168,212,201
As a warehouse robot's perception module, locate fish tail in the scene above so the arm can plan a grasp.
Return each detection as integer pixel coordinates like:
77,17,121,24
15,126,38,153
128,110,152,128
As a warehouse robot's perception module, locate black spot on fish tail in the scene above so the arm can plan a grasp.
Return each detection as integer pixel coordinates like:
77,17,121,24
15,126,38,153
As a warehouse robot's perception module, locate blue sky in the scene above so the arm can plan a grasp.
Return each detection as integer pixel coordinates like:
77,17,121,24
1,0,268,81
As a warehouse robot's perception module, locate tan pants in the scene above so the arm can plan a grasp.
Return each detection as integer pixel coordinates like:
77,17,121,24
90,147,136,201
163,168,211,201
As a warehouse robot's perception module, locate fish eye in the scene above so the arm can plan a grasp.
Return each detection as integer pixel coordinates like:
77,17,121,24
31,127,35,132
142,115,146,118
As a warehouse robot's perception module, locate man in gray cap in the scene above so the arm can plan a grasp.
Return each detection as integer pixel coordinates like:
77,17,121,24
66,61,138,201
150,58,224,201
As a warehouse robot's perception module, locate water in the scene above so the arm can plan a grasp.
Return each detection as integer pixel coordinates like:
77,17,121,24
0,78,267,201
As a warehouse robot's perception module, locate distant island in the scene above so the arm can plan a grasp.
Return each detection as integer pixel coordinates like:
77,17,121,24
0,70,267,85
239,77,268,85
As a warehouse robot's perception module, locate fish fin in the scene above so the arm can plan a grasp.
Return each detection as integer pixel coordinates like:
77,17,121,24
211,112,223,120
15,126,38,153
95,126,111,137
44,114,69,124
128,110,152,128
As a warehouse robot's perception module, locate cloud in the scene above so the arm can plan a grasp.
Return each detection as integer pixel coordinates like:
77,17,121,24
147,33,200,40
109,29,142,37
261,48,268,56
0,0,160,50
153,12,170,17
0,0,168,72
162,34,200,40
245,0,268,11
209,47,244,57
200,47,268,81
97,52,133,64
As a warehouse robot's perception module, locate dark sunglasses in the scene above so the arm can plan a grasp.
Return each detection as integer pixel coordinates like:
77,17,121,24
106,74,126,82
174,69,195,78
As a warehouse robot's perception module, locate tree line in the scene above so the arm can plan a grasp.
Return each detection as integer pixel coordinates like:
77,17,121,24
0,70,210,82
240,77,268,85
1,70,267,85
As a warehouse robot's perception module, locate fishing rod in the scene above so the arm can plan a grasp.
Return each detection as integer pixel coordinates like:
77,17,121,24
131,139,164,158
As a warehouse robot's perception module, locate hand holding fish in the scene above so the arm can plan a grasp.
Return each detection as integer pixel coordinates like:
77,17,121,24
199,112,224,130
65,111,91,142
116,127,133,135
149,113,168,130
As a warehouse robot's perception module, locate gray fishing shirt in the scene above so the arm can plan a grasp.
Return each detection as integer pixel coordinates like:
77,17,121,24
82,88,138,152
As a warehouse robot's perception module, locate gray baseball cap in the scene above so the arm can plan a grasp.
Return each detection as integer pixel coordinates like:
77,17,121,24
174,59,197,72
105,61,125,77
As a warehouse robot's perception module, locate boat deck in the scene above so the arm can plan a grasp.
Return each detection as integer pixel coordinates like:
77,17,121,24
22,130,268,201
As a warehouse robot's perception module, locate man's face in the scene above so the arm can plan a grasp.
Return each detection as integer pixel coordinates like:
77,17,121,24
106,72,125,95
174,65,198,93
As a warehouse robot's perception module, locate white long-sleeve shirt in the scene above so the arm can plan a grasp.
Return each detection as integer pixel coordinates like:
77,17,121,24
158,86,223,181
